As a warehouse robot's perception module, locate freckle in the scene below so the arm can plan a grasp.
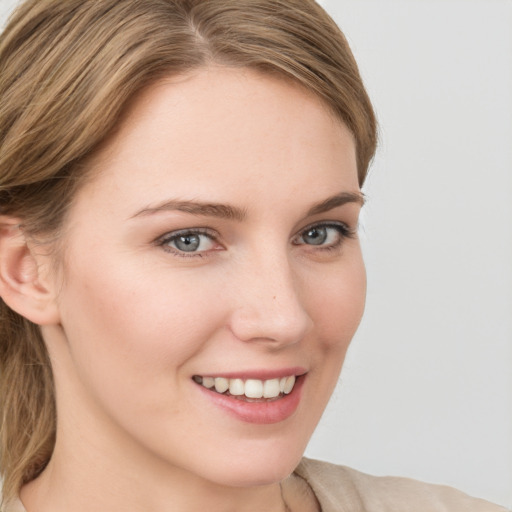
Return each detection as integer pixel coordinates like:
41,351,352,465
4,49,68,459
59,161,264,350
273,296,276,300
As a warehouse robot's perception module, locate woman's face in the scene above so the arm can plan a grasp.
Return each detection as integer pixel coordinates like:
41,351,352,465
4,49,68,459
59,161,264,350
46,67,366,487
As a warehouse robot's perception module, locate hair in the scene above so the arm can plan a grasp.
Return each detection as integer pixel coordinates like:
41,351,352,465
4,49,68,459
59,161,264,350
0,0,377,502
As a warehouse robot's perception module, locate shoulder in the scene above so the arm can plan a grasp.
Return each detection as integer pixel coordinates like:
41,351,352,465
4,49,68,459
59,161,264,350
294,457,510,512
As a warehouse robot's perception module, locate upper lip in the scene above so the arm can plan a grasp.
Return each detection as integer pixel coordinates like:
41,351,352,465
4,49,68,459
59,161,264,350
194,367,307,380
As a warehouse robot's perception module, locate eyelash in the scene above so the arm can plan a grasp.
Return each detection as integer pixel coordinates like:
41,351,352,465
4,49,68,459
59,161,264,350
156,222,356,258
292,222,356,252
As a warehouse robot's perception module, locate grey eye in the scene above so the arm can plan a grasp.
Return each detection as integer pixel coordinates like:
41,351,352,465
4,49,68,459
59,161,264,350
173,234,201,252
302,227,328,245
163,232,216,253
294,223,351,249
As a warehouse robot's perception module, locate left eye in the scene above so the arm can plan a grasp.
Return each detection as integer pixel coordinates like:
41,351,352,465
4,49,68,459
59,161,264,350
161,231,216,253
294,224,350,248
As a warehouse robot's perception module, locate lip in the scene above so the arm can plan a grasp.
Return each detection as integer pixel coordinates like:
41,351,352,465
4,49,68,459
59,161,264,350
194,371,306,425
197,367,307,380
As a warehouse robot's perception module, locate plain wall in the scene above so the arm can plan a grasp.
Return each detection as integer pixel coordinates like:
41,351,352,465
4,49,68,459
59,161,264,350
1,0,511,508
307,0,512,508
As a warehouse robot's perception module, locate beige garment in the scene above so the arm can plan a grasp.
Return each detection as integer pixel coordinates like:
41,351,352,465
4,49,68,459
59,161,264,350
2,458,509,511
295,458,510,512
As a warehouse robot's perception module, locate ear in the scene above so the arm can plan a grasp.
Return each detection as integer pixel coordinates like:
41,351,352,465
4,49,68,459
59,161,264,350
0,217,60,325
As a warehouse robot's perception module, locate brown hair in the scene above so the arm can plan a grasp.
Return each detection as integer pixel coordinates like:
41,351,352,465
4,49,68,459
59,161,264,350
0,0,377,502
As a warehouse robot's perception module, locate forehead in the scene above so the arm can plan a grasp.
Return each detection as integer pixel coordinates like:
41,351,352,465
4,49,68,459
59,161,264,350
73,67,358,216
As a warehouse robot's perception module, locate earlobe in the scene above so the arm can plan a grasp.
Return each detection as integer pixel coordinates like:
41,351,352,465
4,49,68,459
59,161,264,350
0,217,60,325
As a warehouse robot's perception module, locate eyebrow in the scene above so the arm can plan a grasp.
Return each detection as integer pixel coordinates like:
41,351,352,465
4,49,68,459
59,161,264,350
306,191,365,216
132,200,247,221
132,191,364,221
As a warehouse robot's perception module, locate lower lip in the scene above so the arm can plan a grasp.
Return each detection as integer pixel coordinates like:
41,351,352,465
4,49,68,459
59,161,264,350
195,376,305,424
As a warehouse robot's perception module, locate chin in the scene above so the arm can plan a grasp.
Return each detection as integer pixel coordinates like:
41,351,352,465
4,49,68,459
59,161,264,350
193,437,308,488
212,462,300,488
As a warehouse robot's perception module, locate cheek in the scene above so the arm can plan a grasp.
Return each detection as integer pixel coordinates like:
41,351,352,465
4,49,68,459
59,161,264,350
57,258,226,396
291,254,366,439
307,253,366,352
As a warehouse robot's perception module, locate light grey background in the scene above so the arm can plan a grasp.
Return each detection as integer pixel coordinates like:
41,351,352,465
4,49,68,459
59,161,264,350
308,0,512,508
1,0,511,508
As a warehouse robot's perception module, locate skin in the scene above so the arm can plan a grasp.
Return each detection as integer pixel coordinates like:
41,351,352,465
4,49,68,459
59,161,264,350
21,67,366,512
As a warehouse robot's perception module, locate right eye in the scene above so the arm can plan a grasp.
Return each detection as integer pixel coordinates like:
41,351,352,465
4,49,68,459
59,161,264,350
158,229,219,256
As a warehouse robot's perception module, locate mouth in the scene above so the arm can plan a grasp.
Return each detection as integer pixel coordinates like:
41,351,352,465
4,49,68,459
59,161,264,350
192,375,297,402
193,371,305,424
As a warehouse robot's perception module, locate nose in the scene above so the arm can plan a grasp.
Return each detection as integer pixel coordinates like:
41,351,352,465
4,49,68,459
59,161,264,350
227,250,313,347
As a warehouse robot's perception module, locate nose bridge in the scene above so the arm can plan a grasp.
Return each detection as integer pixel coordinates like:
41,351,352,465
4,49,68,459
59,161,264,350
228,246,312,346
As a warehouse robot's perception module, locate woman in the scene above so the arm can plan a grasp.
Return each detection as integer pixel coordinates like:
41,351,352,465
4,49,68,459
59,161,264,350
0,1,507,511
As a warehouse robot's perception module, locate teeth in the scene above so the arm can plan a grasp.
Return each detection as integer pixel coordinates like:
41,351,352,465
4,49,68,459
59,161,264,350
203,377,215,388
245,379,263,398
229,378,244,396
195,375,297,399
263,378,280,398
214,377,229,393
283,375,295,394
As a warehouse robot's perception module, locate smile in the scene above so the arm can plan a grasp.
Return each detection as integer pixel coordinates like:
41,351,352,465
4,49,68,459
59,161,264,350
192,375,296,401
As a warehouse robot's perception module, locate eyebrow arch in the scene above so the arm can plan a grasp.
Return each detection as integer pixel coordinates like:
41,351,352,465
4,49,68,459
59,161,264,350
131,191,364,221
